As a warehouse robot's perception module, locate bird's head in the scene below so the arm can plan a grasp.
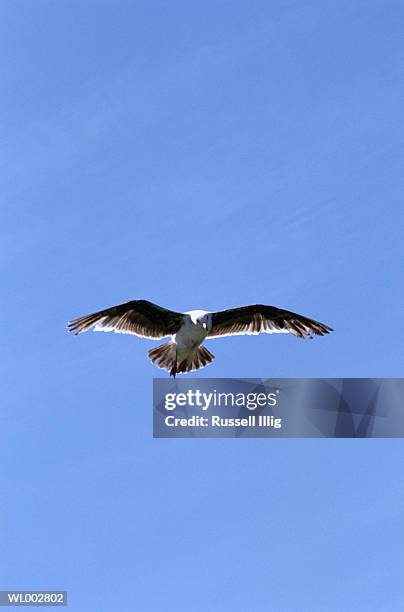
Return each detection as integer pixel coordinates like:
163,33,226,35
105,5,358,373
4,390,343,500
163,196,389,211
198,312,212,331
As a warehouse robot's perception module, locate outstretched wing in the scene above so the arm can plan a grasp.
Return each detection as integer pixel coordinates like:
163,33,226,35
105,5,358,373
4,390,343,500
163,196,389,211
67,299,184,339
208,304,333,339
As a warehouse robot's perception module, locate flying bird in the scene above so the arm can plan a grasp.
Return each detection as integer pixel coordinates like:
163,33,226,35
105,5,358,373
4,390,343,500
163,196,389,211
67,300,333,377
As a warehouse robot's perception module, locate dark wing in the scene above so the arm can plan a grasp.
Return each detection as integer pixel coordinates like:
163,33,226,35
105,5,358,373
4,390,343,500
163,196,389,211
208,304,333,339
67,299,184,339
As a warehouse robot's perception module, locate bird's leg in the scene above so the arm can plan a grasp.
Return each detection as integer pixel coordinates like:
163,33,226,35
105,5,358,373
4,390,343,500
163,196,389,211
170,347,178,378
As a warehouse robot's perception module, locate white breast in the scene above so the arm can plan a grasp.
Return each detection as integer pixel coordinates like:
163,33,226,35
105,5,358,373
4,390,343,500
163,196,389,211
174,314,208,357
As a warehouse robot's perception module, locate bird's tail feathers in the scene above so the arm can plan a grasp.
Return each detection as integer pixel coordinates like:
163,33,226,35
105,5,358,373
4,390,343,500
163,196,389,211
185,345,215,374
148,342,215,377
148,342,177,373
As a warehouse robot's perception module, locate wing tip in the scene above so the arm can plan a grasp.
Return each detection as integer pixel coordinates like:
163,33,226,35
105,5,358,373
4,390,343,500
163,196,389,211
309,323,334,338
67,322,81,335
67,317,90,335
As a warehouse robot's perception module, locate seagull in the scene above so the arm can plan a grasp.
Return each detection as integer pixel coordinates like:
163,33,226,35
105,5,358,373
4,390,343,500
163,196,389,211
67,300,333,377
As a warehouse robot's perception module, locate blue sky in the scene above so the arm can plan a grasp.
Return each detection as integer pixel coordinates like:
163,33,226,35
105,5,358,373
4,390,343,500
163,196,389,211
1,1,403,610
